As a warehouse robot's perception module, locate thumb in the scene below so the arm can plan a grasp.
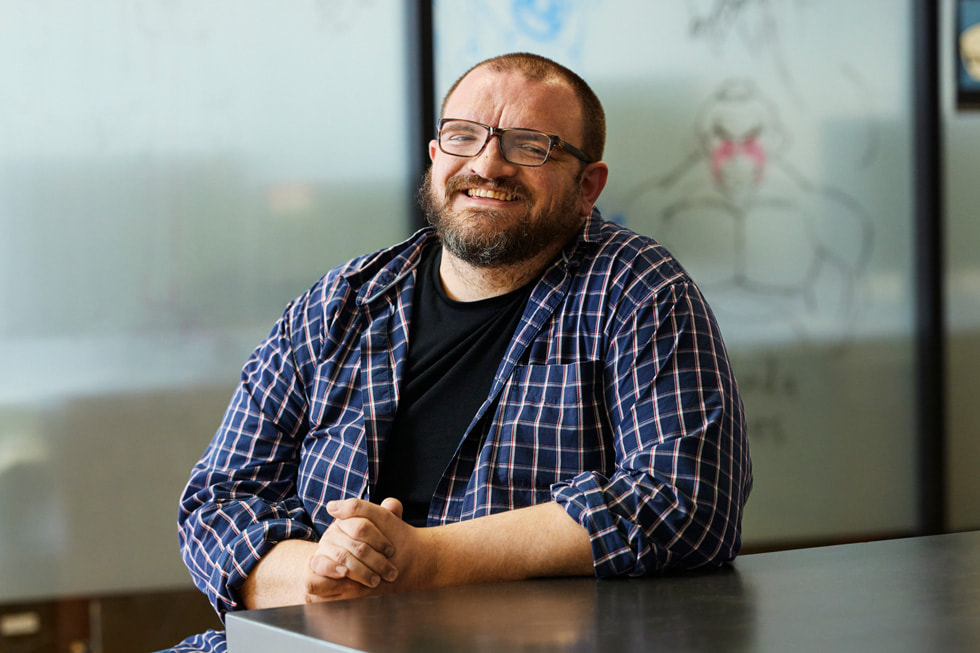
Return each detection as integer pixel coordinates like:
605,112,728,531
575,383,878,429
380,497,404,520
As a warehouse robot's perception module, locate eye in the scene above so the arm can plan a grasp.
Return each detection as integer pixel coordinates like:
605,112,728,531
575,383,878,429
442,123,483,142
445,131,477,143
511,135,550,156
518,143,548,156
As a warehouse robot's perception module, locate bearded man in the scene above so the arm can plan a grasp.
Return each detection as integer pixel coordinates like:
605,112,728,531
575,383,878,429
174,52,751,652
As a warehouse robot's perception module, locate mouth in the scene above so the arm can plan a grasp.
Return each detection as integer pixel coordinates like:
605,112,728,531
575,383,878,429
464,187,520,202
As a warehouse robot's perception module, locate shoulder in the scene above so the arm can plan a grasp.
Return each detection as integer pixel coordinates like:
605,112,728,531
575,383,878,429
572,212,694,297
567,214,722,343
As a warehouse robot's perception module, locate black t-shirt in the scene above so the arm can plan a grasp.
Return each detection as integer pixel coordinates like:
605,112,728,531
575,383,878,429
373,244,534,526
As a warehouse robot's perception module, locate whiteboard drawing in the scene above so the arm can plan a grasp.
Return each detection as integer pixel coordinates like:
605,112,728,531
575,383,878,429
685,0,796,53
684,0,804,99
622,79,873,346
682,0,882,168
510,0,575,41
435,0,598,70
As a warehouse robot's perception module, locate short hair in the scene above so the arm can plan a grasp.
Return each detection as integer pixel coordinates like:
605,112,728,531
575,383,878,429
440,52,606,163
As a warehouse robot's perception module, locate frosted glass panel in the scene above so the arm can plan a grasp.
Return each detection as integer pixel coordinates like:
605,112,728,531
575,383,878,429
0,1,412,601
435,0,919,545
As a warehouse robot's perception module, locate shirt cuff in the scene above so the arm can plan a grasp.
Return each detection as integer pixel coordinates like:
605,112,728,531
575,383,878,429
212,518,318,614
552,474,647,578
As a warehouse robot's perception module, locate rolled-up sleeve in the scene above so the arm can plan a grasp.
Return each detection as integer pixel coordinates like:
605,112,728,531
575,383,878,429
553,280,751,577
178,296,318,615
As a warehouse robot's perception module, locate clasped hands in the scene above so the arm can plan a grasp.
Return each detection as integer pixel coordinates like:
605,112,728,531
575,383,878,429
311,497,418,592
241,496,433,608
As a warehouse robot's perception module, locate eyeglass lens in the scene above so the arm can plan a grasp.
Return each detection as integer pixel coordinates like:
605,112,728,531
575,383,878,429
440,120,553,166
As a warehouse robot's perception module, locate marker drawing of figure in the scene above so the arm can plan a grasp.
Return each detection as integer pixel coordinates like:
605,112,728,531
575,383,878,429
624,79,873,346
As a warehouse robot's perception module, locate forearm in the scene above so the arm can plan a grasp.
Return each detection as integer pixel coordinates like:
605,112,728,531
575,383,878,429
242,537,386,609
241,539,319,609
421,502,593,588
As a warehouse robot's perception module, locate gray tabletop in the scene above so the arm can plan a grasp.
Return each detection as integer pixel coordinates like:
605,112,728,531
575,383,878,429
226,530,980,652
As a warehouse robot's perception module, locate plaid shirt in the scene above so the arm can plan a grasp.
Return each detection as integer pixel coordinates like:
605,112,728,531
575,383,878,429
178,209,752,616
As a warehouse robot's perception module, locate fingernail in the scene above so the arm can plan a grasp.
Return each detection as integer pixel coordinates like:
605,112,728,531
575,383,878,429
383,568,398,582
369,574,380,587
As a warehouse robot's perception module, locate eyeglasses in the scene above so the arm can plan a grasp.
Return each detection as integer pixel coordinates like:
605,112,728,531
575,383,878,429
437,118,593,167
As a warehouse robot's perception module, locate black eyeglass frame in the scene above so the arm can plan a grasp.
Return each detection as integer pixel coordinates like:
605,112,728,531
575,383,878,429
436,118,594,167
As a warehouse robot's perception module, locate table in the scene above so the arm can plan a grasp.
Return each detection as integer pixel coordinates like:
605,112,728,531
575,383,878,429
226,530,980,652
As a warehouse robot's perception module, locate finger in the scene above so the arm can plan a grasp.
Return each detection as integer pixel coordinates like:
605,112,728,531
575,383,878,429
327,499,403,553
326,498,372,519
303,570,371,602
311,542,396,587
335,529,397,580
334,516,396,558
380,497,404,519
327,498,400,528
309,554,349,580
315,520,397,581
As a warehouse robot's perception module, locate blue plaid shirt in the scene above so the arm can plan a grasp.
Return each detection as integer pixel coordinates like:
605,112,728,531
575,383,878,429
178,209,752,616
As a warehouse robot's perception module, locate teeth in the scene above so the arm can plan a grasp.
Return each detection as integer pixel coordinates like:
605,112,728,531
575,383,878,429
467,188,517,201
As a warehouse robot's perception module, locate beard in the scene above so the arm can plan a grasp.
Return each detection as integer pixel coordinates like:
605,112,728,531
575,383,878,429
418,169,582,268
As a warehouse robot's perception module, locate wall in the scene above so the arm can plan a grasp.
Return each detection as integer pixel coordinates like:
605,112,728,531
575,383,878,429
0,0,414,604
434,0,923,546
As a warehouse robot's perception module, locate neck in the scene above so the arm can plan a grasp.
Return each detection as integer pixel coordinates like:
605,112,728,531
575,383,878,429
438,246,558,302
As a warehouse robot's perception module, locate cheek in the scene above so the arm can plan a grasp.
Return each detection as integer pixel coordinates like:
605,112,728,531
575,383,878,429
541,177,575,208
426,171,450,201
431,158,462,191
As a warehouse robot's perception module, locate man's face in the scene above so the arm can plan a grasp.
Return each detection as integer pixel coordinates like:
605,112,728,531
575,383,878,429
422,68,591,268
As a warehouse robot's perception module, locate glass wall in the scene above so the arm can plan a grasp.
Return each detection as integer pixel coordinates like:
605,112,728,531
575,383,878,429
0,1,414,601
435,0,921,546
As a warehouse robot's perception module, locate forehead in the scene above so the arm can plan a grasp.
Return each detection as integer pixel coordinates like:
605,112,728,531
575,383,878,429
443,67,583,140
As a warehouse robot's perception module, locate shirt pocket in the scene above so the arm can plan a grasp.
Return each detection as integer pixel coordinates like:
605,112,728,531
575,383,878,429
489,361,610,491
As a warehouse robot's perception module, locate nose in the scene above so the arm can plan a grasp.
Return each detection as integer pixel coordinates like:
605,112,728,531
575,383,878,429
468,133,518,179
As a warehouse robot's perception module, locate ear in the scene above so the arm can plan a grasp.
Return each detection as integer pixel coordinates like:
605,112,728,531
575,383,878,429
578,161,609,216
428,139,438,161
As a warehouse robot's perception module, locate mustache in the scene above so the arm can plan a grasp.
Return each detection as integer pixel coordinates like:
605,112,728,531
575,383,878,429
444,174,530,201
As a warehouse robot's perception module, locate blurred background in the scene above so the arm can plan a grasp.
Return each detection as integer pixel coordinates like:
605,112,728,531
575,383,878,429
1,1,977,650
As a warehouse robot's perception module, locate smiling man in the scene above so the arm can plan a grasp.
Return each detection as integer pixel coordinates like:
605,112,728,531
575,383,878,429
174,52,751,652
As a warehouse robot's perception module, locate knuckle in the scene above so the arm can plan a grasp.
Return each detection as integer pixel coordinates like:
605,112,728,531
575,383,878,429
348,519,371,538
351,540,371,559
321,523,342,541
341,498,361,513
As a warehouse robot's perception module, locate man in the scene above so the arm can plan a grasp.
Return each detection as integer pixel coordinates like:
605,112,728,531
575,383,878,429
177,52,751,636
